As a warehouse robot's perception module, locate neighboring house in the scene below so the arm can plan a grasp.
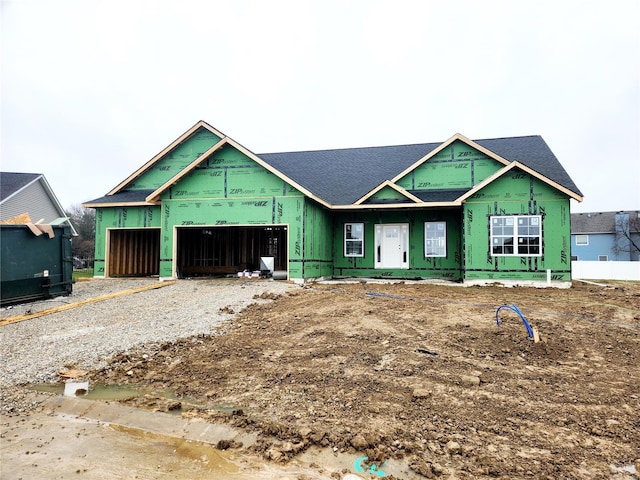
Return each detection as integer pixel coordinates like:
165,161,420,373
0,172,77,235
571,211,640,262
83,121,583,286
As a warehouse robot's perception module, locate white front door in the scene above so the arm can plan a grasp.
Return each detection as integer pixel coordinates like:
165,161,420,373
375,224,409,269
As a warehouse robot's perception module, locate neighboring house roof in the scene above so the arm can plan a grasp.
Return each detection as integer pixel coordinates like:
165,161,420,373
571,211,640,234
0,172,77,235
0,172,41,200
84,121,584,209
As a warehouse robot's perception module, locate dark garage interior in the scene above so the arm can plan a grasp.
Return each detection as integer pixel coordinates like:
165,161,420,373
176,226,288,278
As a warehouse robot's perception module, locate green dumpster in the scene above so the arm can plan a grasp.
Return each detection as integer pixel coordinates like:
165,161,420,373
0,224,73,306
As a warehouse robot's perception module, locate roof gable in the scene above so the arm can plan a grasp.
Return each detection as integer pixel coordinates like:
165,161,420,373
109,121,224,194
147,140,304,203
391,133,510,185
393,138,505,194
356,181,422,205
88,121,326,208
457,161,583,203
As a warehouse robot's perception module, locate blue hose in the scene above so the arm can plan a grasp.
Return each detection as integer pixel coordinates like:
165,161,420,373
495,303,535,339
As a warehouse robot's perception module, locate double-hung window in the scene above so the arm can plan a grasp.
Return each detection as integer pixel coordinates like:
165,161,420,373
425,221,446,257
344,223,364,257
575,235,589,246
491,215,542,256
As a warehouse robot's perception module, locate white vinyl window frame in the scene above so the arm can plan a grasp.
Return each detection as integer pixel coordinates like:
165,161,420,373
490,215,542,257
344,222,365,257
575,234,589,246
424,221,447,257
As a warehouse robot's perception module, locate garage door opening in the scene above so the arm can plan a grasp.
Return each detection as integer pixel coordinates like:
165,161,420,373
108,229,160,277
176,226,287,278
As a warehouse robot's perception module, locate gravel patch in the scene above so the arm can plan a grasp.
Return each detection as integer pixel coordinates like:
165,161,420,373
0,278,296,390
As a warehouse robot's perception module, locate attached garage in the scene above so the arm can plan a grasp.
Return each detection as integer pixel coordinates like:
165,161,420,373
175,225,287,278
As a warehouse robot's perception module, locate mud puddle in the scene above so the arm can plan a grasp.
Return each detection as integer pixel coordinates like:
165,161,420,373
29,382,142,400
27,382,206,414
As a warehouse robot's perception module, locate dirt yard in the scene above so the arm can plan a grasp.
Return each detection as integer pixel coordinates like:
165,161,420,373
88,279,640,479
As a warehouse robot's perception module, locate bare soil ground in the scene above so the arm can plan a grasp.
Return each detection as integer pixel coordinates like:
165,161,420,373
89,280,640,479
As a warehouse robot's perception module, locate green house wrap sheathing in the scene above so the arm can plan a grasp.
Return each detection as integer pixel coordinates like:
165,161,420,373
332,209,462,280
154,197,332,279
370,187,409,202
93,206,161,276
127,128,221,191
396,140,503,191
160,144,299,200
462,172,572,283
300,200,334,278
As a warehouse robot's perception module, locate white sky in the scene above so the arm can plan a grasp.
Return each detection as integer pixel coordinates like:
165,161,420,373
2,0,639,213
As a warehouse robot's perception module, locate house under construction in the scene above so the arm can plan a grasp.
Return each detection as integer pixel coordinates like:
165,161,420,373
84,121,583,286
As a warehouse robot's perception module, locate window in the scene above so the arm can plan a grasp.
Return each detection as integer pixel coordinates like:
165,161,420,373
571,255,578,261
598,255,608,261
425,222,446,257
344,223,364,257
575,235,589,246
491,215,542,256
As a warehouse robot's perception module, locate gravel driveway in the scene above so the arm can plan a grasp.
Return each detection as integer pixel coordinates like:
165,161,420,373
1,278,295,389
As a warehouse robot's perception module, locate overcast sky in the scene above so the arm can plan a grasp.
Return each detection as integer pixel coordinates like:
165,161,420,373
2,0,638,213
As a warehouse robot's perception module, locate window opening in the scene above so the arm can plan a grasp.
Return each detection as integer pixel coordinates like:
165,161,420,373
344,223,364,257
491,215,542,256
425,221,446,257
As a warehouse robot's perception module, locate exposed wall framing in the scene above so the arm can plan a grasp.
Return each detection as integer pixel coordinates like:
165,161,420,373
108,228,160,277
176,226,287,278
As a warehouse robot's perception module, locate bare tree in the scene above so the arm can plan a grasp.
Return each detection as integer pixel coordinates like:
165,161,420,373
66,204,96,265
611,212,640,259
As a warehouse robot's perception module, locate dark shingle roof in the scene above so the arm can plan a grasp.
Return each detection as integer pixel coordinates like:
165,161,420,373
85,190,154,205
260,135,582,206
261,143,438,206
475,136,582,197
571,211,640,234
0,172,41,201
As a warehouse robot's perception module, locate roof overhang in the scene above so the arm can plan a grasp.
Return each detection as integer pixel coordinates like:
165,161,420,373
332,200,462,210
82,200,154,208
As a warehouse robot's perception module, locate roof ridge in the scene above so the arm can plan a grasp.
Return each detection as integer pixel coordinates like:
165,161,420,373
258,135,543,156
259,141,439,156
474,134,542,142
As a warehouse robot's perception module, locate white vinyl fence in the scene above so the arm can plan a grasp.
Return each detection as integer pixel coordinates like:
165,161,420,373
572,261,640,281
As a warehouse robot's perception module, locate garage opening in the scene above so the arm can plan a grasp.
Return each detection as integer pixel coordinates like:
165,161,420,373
108,229,160,277
176,226,287,278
